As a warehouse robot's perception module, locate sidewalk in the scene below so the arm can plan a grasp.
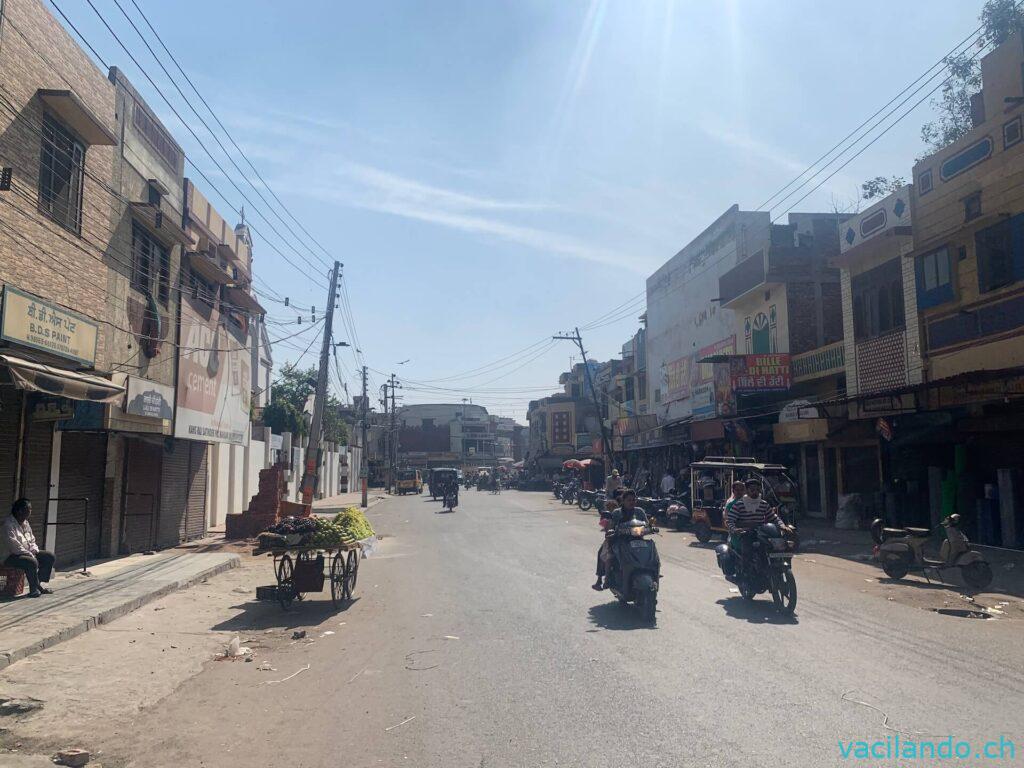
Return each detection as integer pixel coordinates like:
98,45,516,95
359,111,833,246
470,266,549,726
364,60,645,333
312,488,388,514
0,545,239,670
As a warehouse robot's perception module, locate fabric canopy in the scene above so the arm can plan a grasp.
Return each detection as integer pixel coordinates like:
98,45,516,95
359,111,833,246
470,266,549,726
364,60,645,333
0,354,125,404
562,459,583,470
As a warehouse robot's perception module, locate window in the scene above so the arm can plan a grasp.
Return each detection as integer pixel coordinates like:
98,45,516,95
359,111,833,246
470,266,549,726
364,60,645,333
915,246,954,309
131,221,170,304
654,388,661,404
976,218,1015,293
964,191,982,222
38,113,85,234
852,259,904,340
918,168,933,196
1004,116,1022,150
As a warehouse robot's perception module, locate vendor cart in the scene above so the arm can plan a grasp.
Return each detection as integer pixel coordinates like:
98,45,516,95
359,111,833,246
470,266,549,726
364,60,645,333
253,539,361,610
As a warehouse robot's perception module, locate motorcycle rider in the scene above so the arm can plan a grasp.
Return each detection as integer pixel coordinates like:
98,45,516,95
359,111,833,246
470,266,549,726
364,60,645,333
726,479,789,567
660,469,676,497
593,489,649,590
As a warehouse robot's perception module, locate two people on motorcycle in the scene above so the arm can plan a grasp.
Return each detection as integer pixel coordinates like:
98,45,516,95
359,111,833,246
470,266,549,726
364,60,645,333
725,478,791,565
592,489,649,591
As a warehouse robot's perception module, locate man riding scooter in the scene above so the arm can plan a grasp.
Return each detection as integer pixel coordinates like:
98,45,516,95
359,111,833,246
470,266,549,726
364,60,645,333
592,489,650,590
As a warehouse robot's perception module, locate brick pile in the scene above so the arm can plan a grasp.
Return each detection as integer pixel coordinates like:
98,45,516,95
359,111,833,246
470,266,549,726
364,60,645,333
225,463,298,540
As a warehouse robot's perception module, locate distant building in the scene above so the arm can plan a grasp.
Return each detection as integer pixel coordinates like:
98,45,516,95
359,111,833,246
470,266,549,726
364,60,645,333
396,403,522,468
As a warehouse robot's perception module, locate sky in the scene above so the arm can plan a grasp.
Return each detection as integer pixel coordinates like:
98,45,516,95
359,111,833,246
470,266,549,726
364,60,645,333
58,0,982,421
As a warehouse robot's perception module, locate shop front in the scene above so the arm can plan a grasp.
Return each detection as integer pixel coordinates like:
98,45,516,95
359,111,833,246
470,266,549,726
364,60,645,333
0,286,123,567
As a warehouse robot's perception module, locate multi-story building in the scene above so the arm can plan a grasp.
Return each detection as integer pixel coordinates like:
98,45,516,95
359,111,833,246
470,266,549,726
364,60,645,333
0,0,120,565
396,403,520,469
905,31,1024,544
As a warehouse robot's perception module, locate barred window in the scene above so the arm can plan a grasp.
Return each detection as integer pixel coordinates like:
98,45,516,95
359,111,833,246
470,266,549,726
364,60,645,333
38,113,85,234
131,221,170,304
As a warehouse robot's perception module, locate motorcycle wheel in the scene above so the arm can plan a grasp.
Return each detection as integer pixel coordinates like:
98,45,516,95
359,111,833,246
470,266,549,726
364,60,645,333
738,580,756,601
770,570,797,615
579,496,592,511
674,513,687,532
961,561,993,590
694,521,713,544
639,590,657,625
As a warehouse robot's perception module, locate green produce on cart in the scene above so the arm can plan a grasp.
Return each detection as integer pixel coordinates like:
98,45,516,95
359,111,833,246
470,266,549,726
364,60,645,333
334,507,375,540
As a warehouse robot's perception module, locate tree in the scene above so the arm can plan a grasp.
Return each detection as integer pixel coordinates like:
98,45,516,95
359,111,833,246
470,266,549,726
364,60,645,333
921,0,1024,153
262,365,349,444
861,175,907,201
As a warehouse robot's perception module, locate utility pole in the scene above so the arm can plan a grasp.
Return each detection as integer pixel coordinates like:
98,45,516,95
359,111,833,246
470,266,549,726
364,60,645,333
380,382,390,493
300,261,341,506
553,327,617,471
389,373,400,483
360,365,368,508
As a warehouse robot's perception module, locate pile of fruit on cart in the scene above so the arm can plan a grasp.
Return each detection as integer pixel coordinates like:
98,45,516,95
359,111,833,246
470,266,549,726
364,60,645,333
257,509,375,550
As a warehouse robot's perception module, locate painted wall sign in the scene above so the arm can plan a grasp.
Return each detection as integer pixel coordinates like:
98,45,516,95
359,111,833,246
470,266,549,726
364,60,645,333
1,286,99,366
125,376,174,420
174,295,251,445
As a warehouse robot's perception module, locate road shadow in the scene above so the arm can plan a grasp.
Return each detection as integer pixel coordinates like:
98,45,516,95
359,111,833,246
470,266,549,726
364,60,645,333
587,600,656,631
211,597,361,632
716,597,798,625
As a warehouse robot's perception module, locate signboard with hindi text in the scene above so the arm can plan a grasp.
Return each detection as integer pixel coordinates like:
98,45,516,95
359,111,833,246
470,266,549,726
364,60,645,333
730,354,791,393
1,286,99,366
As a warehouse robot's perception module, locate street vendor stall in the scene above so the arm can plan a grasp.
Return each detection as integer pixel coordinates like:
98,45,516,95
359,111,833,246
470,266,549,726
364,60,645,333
253,510,375,610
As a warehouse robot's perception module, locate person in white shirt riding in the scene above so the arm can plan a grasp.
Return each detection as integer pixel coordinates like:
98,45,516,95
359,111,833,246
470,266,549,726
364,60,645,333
2,498,55,598
660,470,676,497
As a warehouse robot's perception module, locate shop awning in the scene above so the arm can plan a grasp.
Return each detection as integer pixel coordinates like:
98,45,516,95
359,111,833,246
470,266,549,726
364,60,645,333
0,354,124,404
185,251,232,285
224,286,265,315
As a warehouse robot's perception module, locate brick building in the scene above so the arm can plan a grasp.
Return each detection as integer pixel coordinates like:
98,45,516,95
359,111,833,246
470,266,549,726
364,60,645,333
0,0,122,565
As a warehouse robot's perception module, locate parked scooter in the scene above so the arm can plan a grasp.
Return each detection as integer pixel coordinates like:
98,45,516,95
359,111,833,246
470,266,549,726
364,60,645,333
646,495,690,531
715,523,798,614
599,510,661,624
871,514,993,590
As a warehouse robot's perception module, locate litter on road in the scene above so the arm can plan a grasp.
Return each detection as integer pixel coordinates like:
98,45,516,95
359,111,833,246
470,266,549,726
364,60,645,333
262,664,311,685
385,716,416,732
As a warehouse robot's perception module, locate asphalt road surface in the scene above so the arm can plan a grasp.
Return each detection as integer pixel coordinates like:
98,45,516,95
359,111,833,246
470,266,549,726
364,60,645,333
92,489,1022,768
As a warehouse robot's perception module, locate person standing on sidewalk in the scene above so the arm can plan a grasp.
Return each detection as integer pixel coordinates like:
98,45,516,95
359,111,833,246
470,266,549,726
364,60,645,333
2,499,55,598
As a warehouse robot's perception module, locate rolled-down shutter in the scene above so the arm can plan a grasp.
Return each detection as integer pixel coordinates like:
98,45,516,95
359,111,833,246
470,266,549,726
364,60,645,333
122,439,162,554
158,439,189,549
185,442,207,541
21,417,53,539
54,432,106,567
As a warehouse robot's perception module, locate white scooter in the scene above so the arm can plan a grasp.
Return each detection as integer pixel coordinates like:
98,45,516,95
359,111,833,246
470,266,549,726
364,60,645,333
871,514,993,590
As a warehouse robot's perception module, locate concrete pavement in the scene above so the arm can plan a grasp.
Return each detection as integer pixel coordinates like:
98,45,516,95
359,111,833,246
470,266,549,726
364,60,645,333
1,489,1022,767
0,547,239,669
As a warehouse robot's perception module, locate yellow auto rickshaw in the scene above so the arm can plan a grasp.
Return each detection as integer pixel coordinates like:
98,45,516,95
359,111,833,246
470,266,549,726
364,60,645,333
396,468,423,495
689,457,799,544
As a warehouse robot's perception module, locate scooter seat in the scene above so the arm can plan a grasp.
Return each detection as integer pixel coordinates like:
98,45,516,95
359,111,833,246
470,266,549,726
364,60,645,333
904,527,931,537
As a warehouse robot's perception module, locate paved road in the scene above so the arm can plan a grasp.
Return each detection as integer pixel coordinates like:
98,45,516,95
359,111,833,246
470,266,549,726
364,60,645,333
94,490,1022,767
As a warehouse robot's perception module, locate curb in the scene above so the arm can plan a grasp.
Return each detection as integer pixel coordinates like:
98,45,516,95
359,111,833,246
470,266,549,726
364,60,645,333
0,555,240,671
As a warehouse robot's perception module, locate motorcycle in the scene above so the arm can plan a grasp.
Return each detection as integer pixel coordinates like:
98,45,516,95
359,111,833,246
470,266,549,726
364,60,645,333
577,488,598,511
560,479,579,505
442,486,459,512
552,480,566,500
715,523,798,614
599,511,661,624
871,514,993,590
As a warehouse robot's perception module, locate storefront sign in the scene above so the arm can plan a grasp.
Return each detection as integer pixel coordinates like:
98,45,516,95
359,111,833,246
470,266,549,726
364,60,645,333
730,354,791,393
773,418,829,444
929,374,1024,409
692,383,716,420
1,286,99,365
174,296,251,445
125,376,174,420
664,355,691,402
30,394,74,421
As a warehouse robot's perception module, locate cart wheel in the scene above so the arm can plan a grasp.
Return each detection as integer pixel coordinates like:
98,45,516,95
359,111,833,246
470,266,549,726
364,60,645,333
276,554,295,610
344,549,360,599
330,553,345,608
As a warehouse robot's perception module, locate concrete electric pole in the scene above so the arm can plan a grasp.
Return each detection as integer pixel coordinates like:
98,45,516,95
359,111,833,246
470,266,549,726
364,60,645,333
360,365,369,508
553,327,617,471
300,261,341,506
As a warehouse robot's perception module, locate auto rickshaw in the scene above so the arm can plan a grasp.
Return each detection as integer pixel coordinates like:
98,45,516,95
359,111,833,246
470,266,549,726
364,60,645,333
396,468,423,495
689,457,799,544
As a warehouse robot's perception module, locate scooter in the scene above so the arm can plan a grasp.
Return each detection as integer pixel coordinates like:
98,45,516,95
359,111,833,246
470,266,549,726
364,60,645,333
871,514,993,590
599,512,661,625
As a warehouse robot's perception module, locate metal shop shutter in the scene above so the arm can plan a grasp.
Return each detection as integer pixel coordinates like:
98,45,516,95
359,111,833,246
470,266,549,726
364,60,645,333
0,387,22,516
20,417,53,538
122,439,162,554
54,432,106,567
158,440,189,549
184,442,207,541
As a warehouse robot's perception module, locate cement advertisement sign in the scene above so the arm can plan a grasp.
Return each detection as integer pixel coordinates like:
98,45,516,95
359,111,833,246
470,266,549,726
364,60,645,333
174,296,250,445
1,286,99,366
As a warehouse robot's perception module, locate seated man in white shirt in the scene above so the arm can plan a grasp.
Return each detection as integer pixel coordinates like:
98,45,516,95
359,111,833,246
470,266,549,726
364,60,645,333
660,470,676,497
2,498,55,598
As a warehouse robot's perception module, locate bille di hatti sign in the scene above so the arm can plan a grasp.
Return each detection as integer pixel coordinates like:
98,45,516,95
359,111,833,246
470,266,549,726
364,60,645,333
1,286,99,366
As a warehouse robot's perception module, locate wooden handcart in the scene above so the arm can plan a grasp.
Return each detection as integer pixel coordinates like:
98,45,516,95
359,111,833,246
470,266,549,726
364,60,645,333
253,538,362,611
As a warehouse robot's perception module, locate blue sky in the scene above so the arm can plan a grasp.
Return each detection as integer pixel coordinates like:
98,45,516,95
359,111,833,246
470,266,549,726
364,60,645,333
61,0,980,420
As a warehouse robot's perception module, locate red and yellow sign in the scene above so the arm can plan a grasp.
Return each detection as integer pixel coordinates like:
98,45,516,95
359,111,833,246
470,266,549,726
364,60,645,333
730,354,791,393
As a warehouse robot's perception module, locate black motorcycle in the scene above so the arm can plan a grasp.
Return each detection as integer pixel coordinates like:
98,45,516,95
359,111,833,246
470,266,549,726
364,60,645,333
560,479,579,505
577,488,598,511
716,523,797,615
442,486,458,512
600,512,661,624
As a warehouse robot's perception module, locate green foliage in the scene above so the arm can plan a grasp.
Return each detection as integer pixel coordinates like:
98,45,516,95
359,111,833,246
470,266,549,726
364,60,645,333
262,365,349,444
861,175,907,201
921,0,1024,153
